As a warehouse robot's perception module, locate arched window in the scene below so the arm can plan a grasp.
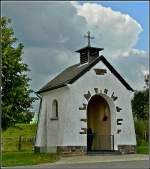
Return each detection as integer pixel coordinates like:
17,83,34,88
52,99,58,119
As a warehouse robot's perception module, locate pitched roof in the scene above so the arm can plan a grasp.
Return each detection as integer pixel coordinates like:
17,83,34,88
37,55,134,93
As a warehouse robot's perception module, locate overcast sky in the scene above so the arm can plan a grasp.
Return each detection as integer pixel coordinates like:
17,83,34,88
2,1,149,112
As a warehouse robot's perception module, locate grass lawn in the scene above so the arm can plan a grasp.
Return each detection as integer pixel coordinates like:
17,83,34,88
2,124,60,167
2,123,37,137
2,123,37,152
136,145,149,154
2,152,59,167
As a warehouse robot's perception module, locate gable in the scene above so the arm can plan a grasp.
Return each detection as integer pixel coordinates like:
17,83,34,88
99,56,134,91
37,55,134,93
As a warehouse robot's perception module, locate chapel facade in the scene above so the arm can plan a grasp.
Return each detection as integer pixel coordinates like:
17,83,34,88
35,32,136,154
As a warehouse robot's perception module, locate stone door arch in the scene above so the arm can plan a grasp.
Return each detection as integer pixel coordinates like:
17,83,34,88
87,94,112,151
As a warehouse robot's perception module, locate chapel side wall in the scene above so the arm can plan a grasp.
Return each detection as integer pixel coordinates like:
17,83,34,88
35,96,48,152
36,85,88,152
42,87,73,149
68,61,136,150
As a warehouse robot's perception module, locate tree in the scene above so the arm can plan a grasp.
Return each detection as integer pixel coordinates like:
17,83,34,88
132,77,149,145
1,16,36,129
132,88,149,120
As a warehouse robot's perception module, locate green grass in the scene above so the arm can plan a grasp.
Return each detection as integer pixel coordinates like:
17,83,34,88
2,123,37,137
1,124,59,167
136,145,149,154
136,140,149,154
2,123,37,152
2,152,59,167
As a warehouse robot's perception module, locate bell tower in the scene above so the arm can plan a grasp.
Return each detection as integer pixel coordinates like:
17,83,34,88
76,31,104,64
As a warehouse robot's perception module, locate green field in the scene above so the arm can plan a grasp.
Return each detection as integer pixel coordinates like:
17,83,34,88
136,141,149,154
136,145,149,154
2,152,59,167
2,123,59,167
2,123,37,137
2,123,37,152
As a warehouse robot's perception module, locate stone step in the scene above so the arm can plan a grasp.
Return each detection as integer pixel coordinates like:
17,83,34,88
87,150,122,155
62,152,86,157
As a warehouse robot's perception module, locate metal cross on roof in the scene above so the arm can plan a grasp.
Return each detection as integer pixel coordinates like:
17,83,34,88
84,31,94,47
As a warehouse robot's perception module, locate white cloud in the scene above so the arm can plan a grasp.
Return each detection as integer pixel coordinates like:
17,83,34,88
73,2,143,58
141,67,149,76
2,1,148,110
112,48,149,90
23,47,79,91
2,1,85,90
129,48,148,58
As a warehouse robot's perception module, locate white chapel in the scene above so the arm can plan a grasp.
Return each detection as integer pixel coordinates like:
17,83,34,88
35,32,136,154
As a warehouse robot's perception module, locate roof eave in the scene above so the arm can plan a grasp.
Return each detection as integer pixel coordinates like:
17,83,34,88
36,84,67,94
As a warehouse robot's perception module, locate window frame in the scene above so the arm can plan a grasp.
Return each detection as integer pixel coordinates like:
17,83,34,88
50,99,59,120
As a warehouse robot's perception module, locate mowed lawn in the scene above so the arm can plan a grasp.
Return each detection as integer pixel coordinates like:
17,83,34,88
2,152,59,167
2,123,37,152
2,123,37,137
2,123,59,167
136,142,149,154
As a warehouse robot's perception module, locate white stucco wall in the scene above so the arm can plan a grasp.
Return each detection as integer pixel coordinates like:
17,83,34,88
35,60,136,152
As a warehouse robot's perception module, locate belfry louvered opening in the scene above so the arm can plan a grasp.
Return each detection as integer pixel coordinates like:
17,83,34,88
80,51,88,64
76,46,104,65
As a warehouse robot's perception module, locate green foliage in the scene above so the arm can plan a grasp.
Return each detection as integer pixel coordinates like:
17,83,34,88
132,88,149,150
132,88,149,120
1,16,37,129
134,120,149,139
134,119,149,146
17,112,34,124
134,120,149,155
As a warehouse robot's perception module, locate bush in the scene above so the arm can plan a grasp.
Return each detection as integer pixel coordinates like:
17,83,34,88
134,120,149,145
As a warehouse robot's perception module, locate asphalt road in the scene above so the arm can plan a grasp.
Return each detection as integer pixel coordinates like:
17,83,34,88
4,160,149,169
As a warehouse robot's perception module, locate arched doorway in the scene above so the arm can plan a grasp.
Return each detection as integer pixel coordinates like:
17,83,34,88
87,94,112,151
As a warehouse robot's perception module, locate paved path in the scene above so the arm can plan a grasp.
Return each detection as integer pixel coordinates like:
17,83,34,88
3,154,149,169
30,160,149,169
52,154,149,165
